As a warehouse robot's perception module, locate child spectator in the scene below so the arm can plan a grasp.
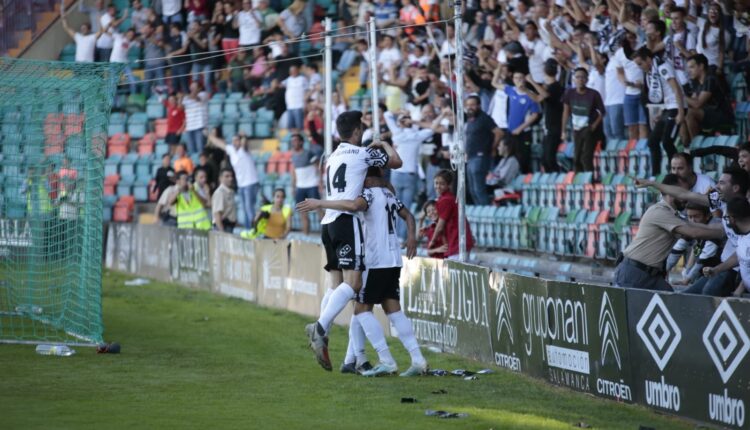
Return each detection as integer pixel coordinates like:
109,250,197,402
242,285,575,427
419,200,446,258
429,170,474,260
164,93,185,155
173,143,195,174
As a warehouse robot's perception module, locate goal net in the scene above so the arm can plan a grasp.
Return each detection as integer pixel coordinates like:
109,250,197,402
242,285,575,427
0,58,122,345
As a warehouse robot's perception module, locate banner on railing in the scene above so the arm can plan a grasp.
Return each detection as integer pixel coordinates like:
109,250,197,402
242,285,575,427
285,240,323,318
256,239,289,309
105,223,135,273
170,229,210,288
627,290,750,428
210,232,256,301
135,224,171,282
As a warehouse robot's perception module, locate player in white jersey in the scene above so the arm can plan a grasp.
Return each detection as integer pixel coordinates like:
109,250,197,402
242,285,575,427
720,198,750,297
637,166,749,296
304,111,402,371
298,168,427,377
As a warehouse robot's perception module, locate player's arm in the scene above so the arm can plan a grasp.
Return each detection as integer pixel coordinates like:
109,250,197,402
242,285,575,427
296,196,367,213
398,206,417,259
370,141,402,169
634,177,710,207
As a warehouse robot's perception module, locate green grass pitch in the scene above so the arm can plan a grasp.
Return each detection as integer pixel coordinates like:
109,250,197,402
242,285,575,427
0,270,692,429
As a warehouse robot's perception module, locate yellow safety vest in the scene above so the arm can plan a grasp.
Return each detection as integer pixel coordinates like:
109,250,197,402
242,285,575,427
176,189,211,230
241,204,291,239
26,179,52,216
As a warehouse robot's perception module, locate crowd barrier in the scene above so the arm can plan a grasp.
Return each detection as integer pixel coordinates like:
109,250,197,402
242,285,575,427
104,223,750,429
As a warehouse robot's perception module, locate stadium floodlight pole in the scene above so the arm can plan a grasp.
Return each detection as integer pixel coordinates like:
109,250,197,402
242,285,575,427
453,0,467,262
368,16,380,141
324,17,333,157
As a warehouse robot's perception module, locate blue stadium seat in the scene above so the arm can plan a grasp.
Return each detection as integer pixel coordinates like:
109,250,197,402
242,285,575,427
146,96,165,119
136,154,154,177
133,176,151,201
104,155,122,177
119,153,139,177
117,174,135,197
127,113,148,139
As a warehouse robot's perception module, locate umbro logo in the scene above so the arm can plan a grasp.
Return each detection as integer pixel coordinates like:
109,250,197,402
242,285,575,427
636,295,682,371
599,292,621,370
703,301,750,384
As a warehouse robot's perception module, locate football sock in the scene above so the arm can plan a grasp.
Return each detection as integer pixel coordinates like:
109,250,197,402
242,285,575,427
319,288,334,317
344,315,356,365
317,282,356,333
357,312,395,366
350,314,368,366
389,311,425,366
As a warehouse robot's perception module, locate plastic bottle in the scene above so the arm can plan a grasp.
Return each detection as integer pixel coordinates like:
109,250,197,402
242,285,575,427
35,345,75,356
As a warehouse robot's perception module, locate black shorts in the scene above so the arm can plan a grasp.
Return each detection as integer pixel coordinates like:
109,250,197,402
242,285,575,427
358,267,401,304
321,214,365,272
165,132,181,146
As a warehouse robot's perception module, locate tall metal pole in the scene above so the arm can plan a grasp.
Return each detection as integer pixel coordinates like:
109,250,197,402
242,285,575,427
368,17,380,141
324,17,333,157
454,0,467,262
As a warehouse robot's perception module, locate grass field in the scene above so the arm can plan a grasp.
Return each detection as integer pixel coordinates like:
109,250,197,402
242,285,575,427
0,270,694,429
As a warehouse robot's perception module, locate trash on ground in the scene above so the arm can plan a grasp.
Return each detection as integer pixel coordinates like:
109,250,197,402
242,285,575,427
124,278,150,286
400,397,417,403
425,409,468,419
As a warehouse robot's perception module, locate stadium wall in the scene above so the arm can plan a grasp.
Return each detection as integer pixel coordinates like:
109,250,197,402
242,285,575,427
104,223,750,429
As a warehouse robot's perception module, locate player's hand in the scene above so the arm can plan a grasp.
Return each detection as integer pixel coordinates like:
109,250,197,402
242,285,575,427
703,266,716,277
296,198,321,213
405,236,417,259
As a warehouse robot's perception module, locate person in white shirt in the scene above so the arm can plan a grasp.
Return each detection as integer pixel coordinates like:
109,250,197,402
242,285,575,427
206,130,260,229
95,4,117,61
634,46,686,176
109,28,138,94
383,110,437,239
725,198,750,297
697,3,729,71
234,0,263,47
614,34,649,141
283,65,308,132
61,10,105,63
161,0,183,25
182,82,209,154
666,7,697,87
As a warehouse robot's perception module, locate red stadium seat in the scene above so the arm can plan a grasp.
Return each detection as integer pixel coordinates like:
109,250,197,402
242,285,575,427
44,134,65,155
153,119,168,139
555,172,574,213
266,151,281,174
104,174,120,196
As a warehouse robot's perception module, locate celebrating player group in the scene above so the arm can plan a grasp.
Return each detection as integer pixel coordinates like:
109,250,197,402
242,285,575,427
296,110,428,377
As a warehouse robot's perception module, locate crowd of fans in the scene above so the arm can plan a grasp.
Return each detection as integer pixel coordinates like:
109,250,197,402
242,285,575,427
60,0,750,295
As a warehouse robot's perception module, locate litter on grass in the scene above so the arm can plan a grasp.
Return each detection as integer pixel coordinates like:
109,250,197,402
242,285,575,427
124,278,150,286
425,409,469,419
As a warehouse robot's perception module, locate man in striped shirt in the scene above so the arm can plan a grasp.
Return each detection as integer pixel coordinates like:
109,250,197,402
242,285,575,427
182,81,209,154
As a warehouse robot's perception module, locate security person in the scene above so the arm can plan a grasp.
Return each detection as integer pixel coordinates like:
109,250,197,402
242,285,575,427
615,174,724,291
168,171,211,230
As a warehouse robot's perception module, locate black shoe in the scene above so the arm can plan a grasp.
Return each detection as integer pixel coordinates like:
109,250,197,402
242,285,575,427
356,361,373,374
340,362,357,374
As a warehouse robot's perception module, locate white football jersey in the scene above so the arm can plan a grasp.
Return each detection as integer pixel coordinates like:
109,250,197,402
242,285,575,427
320,142,389,224
737,233,750,292
361,187,404,269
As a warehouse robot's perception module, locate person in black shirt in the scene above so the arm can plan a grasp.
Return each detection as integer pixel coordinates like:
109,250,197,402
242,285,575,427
464,95,502,205
166,23,190,94
526,59,563,172
187,20,213,92
683,53,734,144
152,153,176,198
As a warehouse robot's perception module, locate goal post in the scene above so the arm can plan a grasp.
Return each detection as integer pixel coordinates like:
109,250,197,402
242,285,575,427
0,58,122,345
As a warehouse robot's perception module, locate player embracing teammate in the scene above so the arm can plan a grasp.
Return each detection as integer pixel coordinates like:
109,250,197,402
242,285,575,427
298,110,427,376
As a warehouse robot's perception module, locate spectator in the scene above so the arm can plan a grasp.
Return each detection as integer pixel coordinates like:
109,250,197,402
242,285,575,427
206,130,260,229
602,36,627,142
429,170,474,260
168,171,211,230
419,105,450,201
164,92,185,154
290,133,321,234
463,95,501,205
235,0,263,48
185,0,208,23
634,47,686,176
182,81,209,153
220,1,240,61
669,152,715,193
154,179,178,226
130,0,150,33
615,33,648,141
226,49,254,92
383,110,436,238
418,200,446,258
254,188,292,239
160,0,183,25
667,203,722,287
664,7,696,89
78,0,105,33
697,3,729,71
277,0,306,45
304,102,324,147
166,22,190,94
109,27,138,94
561,67,605,173
374,0,398,30
142,23,167,97
283,65,308,133
726,198,750,297
187,20,213,92
212,168,238,232
486,138,520,192
192,167,212,207
493,69,541,174
683,54,734,144
526,60,562,172
615,174,721,291
95,4,119,62
152,153,176,197
61,10,104,63
198,152,218,190
173,143,195,174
